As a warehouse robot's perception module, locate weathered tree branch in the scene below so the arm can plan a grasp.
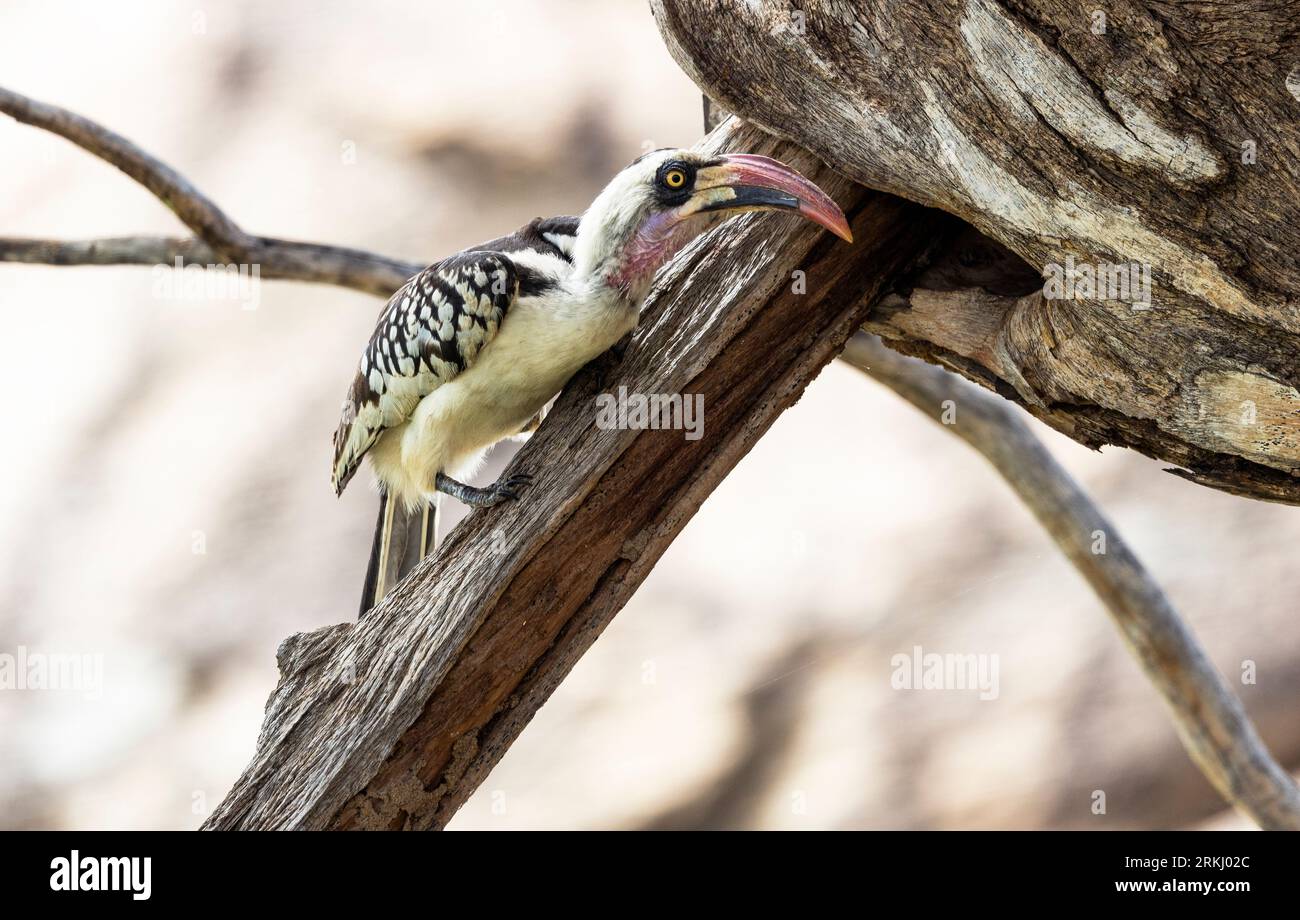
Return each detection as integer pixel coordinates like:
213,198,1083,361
197,127,941,829
842,333,1300,830
653,0,1300,505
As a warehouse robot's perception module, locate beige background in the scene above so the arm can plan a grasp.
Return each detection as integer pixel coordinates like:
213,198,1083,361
1,0,1296,830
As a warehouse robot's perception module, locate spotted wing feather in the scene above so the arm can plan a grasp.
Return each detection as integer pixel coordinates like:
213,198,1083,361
331,251,517,495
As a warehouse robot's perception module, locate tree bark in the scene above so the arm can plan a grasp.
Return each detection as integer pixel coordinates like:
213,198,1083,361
653,0,1300,505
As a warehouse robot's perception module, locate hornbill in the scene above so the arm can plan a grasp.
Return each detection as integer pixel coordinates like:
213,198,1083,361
332,148,851,615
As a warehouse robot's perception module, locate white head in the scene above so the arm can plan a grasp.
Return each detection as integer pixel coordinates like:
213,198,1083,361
571,148,852,301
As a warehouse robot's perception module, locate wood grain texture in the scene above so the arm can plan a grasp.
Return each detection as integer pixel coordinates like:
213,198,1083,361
652,0,1300,503
203,121,952,829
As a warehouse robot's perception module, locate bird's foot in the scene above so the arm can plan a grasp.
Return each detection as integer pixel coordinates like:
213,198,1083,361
435,471,533,507
489,472,533,503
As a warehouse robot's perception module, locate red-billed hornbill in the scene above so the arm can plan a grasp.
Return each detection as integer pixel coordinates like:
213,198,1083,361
333,148,851,615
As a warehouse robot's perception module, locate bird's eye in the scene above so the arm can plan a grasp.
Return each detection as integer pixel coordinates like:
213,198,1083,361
663,168,687,190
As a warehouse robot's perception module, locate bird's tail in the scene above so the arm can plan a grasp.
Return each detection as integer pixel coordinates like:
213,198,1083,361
358,490,440,617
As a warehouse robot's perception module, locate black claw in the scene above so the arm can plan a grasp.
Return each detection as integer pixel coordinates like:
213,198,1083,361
477,471,532,506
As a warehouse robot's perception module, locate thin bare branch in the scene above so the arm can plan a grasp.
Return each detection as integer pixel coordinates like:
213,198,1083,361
0,86,419,295
0,234,418,298
0,87,253,259
841,332,1300,831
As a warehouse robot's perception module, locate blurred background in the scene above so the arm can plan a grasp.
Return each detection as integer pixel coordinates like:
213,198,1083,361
1,0,1297,831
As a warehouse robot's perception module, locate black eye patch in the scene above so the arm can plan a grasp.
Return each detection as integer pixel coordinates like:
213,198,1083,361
654,160,696,202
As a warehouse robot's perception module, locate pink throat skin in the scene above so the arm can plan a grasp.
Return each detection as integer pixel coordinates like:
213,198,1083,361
605,210,700,297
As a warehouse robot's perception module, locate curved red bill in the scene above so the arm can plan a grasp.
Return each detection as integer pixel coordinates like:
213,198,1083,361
718,153,853,242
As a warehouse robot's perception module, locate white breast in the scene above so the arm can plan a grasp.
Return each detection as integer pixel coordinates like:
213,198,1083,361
369,260,638,507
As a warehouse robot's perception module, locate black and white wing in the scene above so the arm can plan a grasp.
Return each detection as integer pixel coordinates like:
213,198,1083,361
331,250,517,495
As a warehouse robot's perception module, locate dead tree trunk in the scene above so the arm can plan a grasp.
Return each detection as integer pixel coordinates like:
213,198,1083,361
654,0,1300,503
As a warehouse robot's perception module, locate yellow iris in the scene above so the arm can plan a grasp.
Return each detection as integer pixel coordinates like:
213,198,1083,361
664,169,686,189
